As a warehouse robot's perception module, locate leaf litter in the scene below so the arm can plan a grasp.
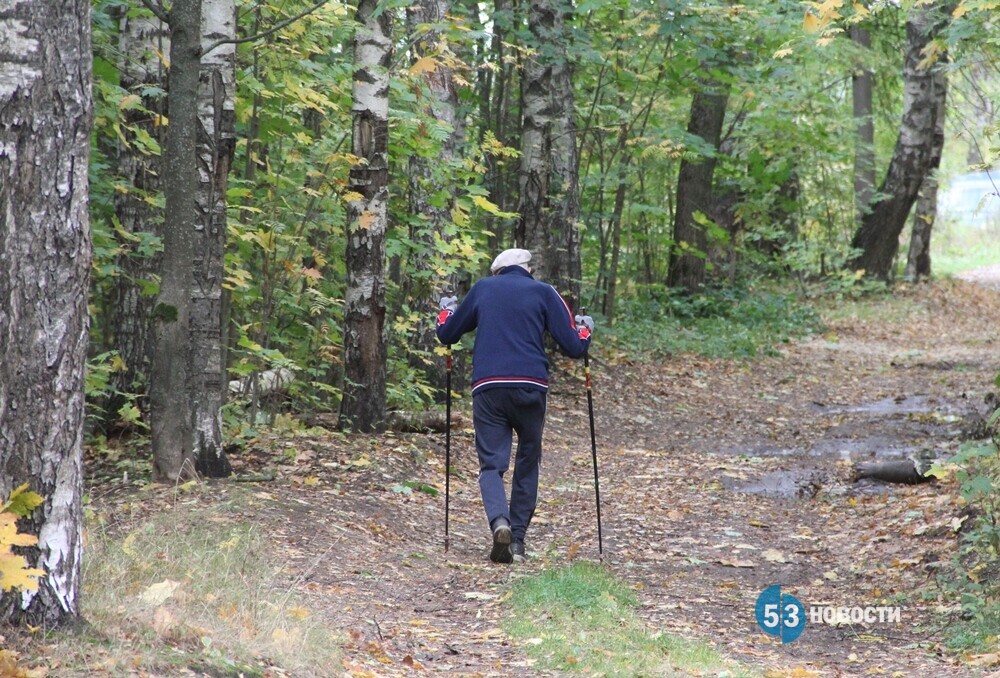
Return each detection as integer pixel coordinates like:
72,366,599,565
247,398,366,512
67,277,1000,677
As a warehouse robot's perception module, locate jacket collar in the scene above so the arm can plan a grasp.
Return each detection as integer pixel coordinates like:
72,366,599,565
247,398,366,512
497,266,534,279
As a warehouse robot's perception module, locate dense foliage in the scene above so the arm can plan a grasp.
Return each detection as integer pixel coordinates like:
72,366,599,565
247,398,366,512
85,0,998,424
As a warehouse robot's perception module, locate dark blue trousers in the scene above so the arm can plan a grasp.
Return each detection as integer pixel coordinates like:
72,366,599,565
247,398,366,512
472,388,546,542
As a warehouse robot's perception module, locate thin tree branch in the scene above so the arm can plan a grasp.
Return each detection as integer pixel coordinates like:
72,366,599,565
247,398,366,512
139,0,169,25
201,0,331,57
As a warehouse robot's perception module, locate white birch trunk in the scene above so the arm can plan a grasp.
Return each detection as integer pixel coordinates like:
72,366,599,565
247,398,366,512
0,0,91,625
109,10,170,419
339,0,391,432
189,0,236,475
517,0,581,302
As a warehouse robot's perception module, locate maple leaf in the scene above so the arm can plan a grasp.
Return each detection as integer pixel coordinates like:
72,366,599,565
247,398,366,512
2,484,44,518
0,514,44,593
357,211,377,230
409,56,438,76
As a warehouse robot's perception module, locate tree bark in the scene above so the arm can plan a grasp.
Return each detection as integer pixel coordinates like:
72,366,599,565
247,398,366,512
517,0,581,304
339,0,391,432
0,0,91,625
405,0,463,394
847,3,952,279
904,177,938,281
850,25,876,226
150,0,203,480
190,0,236,476
666,79,729,293
905,68,947,283
108,9,170,424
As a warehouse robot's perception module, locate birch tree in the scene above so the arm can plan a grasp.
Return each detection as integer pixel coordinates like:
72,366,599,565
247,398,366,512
149,0,234,479
905,89,947,281
190,0,236,475
109,8,170,420
340,0,392,432
405,0,464,391
847,2,952,279
150,0,203,480
518,0,581,304
0,0,91,625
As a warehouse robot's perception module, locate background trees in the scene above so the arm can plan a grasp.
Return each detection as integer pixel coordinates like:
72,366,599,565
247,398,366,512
75,0,999,453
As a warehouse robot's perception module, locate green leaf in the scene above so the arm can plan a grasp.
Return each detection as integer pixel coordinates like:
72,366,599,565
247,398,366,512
2,484,44,518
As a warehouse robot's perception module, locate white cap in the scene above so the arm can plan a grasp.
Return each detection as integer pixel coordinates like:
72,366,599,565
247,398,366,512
490,248,532,273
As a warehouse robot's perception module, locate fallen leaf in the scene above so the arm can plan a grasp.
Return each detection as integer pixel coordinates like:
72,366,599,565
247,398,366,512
717,558,756,568
140,579,180,606
763,549,791,563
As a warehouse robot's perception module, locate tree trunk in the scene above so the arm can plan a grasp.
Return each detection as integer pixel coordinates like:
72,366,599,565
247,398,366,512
405,0,463,394
0,0,91,625
108,9,170,424
191,0,236,476
850,25,876,226
150,0,203,480
485,0,516,252
847,3,952,279
339,0,392,432
905,69,947,283
517,0,581,305
602,121,629,323
666,79,729,293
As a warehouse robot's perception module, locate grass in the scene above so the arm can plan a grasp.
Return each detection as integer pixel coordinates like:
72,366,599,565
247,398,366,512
504,562,754,676
609,286,823,360
930,220,1000,277
12,490,340,677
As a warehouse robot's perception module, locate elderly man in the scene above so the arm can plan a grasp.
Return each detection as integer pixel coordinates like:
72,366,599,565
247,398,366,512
436,249,594,563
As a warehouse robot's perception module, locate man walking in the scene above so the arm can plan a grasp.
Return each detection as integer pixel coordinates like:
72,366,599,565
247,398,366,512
436,248,594,563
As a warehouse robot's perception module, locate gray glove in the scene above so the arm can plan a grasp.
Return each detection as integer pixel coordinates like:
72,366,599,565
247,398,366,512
575,314,595,332
439,295,458,312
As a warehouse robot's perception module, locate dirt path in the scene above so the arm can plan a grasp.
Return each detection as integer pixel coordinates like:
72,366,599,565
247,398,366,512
241,277,1000,677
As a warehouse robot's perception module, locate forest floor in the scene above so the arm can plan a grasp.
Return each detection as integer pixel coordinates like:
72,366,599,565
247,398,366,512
17,274,1000,677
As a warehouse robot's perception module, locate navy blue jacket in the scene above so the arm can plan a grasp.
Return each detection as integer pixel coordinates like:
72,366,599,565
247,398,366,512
436,267,591,395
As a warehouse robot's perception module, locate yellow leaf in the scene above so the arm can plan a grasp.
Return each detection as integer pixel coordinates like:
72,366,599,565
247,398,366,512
110,355,128,373
823,570,839,580
0,515,45,592
304,476,320,486
773,48,794,59
451,205,469,227
118,94,141,111
0,513,37,548
357,211,377,230
853,1,870,16
140,579,181,606
287,606,311,620
815,0,844,14
2,485,44,518
953,3,971,17
409,56,438,76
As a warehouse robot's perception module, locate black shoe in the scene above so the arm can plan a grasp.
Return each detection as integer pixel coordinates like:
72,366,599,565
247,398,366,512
511,540,526,563
489,518,513,564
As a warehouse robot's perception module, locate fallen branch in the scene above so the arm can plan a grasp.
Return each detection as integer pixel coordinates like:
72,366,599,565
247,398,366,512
852,459,932,484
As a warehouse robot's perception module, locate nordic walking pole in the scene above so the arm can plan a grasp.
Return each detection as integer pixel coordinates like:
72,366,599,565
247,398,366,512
444,343,452,553
580,309,604,557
